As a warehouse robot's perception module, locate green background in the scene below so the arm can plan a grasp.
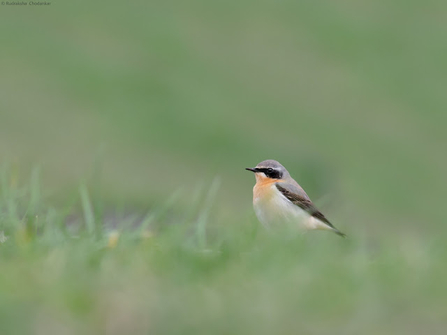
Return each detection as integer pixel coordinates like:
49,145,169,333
1,1,446,334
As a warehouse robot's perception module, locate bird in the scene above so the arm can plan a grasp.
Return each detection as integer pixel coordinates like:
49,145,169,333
246,159,346,237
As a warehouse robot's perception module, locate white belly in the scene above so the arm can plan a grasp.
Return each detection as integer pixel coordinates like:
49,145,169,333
253,185,328,231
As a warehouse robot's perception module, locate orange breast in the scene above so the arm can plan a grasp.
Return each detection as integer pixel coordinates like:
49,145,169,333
253,175,284,201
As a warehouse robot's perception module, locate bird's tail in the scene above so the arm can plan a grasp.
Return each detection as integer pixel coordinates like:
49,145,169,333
333,228,347,238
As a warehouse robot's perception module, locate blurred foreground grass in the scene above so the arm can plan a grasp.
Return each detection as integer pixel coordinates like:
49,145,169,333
1,168,446,335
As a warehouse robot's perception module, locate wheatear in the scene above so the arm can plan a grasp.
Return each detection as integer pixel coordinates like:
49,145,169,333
246,160,345,237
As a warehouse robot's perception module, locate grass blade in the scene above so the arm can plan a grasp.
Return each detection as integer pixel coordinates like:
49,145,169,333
80,184,95,235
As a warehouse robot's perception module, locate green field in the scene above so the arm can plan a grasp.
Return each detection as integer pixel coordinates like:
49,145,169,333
1,1,447,334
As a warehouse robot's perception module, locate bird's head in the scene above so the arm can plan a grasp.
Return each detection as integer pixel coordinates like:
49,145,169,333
245,160,289,182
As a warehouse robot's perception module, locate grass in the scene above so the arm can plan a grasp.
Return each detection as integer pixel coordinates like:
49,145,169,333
1,168,446,335
1,1,447,333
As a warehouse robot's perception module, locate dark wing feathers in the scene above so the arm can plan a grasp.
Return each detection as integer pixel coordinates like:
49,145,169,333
275,184,336,229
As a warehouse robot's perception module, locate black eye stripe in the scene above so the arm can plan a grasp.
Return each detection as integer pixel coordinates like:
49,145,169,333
257,168,282,179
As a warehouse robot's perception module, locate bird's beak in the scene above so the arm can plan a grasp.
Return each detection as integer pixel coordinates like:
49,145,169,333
245,167,257,172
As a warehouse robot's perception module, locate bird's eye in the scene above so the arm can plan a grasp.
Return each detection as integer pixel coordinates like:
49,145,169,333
267,168,273,173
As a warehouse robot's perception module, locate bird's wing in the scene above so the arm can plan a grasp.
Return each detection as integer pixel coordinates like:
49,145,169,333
275,183,337,230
